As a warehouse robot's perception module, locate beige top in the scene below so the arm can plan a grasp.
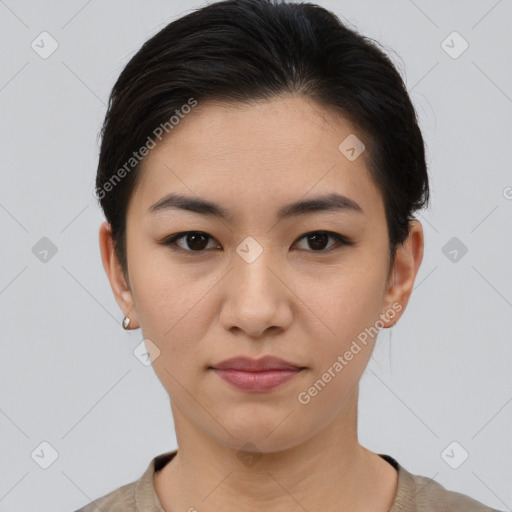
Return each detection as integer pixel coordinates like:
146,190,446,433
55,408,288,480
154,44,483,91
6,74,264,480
74,450,502,512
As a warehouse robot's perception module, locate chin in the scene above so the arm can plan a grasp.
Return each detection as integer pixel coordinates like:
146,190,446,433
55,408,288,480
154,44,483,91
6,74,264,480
214,416,308,453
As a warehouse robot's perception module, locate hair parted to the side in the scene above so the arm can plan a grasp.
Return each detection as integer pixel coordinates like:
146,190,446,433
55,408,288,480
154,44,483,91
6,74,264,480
95,0,429,279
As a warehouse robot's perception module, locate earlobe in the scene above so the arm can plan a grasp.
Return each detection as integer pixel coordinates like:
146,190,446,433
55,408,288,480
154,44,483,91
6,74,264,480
98,221,139,329
381,220,424,327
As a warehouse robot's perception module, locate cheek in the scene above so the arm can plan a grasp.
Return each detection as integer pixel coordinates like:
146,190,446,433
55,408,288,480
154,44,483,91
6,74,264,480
128,239,214,332
295,275,384,415
303,261,385,343
130,266,222,381
136,281,215,401
297,267,387,399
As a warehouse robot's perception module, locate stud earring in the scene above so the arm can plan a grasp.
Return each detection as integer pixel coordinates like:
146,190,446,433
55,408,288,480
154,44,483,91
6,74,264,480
122,316,131,330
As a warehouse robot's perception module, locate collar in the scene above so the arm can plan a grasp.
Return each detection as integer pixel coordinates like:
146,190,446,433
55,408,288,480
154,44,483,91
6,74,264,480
135,450,417,512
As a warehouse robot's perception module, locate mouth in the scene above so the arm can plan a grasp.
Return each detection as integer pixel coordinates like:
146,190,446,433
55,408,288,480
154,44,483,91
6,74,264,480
209,355,306,392
210,355,304,371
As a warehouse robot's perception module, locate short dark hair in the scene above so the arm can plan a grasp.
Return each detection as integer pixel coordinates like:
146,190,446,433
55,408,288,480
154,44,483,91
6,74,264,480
95,0,429,278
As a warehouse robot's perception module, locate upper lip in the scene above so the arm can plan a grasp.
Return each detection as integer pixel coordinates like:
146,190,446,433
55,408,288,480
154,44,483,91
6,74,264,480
210,356,304,372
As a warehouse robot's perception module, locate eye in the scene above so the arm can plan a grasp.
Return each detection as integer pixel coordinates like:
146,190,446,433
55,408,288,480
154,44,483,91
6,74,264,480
161,230,354,255
161,231,220,253
293,231,354,252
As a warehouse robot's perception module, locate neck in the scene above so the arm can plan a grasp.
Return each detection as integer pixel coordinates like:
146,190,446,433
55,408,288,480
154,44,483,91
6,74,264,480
154,386,398,512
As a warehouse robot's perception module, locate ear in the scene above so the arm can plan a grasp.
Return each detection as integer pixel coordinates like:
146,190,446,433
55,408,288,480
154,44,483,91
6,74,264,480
380,219,424,327
98,221,139,329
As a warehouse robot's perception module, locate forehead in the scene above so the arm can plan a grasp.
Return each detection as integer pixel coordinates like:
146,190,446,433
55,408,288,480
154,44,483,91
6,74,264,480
129,95,384,221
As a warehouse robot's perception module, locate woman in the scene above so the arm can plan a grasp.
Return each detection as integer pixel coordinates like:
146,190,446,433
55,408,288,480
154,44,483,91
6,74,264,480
76,0,501,510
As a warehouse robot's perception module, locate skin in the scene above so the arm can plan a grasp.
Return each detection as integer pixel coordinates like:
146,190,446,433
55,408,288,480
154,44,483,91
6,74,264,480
99,95,424,512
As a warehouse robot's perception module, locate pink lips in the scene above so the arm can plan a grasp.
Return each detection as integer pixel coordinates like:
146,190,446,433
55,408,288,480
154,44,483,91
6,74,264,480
210,355,305,392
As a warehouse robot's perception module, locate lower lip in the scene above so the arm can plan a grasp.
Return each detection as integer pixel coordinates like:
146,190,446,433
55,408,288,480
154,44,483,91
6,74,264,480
211,368,303,392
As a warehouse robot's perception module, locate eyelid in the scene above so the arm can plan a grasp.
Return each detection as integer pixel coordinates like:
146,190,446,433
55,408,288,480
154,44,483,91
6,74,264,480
294,230,355,249
161,231,220,255
161,230,355,255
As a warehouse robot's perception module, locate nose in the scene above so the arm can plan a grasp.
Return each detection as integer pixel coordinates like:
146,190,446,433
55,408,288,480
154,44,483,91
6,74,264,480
219,246,293,339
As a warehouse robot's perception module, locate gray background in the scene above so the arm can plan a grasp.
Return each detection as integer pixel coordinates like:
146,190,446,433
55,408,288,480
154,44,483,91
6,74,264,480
0,0,511,510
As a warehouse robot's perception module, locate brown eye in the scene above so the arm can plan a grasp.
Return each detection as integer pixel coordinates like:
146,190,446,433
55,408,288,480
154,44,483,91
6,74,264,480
294,231,354,252
163,231,218,252
182,233,210,250
162,230,354,256
306,232,330,251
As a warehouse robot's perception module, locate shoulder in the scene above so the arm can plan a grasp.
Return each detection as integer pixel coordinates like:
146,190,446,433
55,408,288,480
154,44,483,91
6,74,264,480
72,451,176,512
403,467,503,511
380,453,503,512
73,479,138,512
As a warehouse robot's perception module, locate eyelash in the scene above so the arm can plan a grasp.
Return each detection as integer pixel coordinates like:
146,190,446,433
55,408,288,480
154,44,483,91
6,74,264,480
160,230,355,256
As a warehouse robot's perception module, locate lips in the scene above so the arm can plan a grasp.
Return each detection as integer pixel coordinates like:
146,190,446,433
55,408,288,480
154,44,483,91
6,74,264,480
209,356,305,392
210,355,304,371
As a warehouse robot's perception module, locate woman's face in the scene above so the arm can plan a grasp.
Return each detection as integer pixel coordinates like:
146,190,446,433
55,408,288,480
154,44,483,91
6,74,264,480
101,95,422,453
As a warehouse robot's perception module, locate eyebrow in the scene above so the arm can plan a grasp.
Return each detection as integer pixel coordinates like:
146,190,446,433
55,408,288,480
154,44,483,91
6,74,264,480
147,192,364,220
